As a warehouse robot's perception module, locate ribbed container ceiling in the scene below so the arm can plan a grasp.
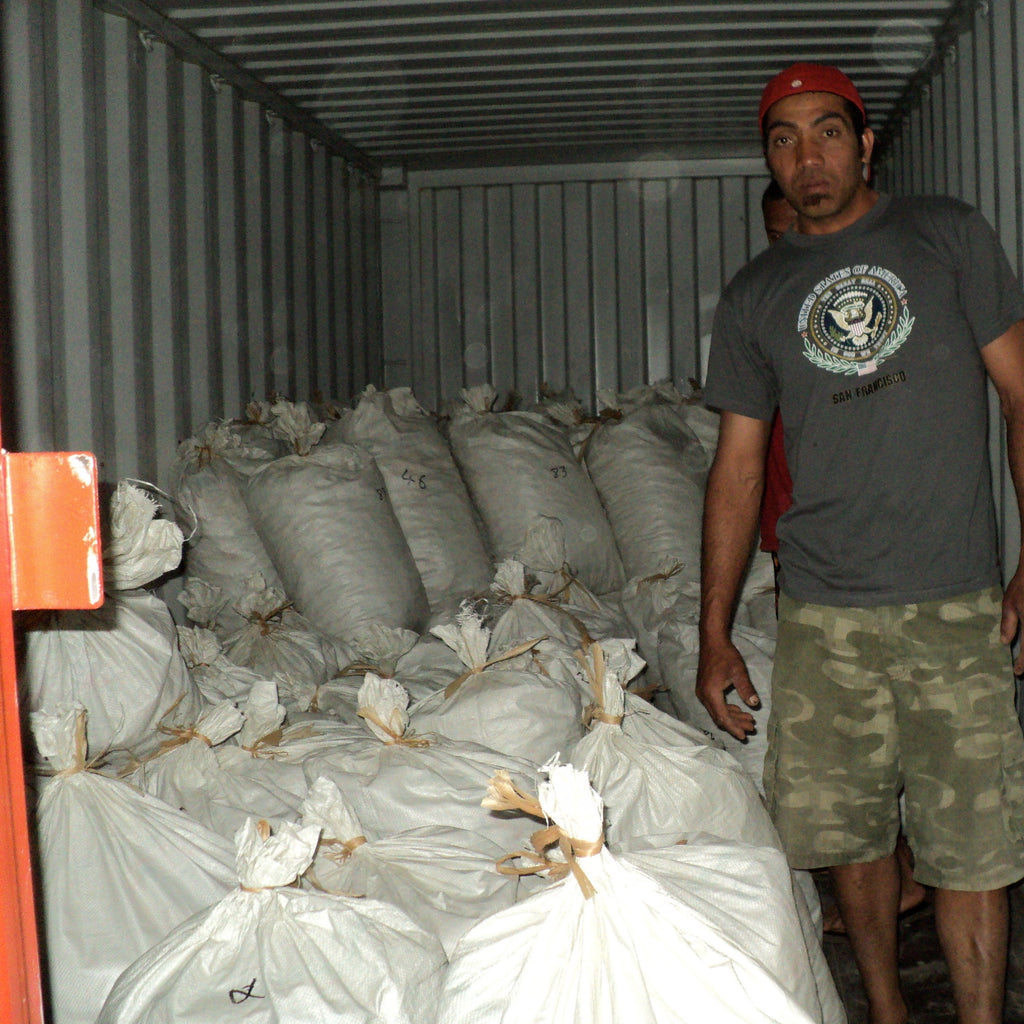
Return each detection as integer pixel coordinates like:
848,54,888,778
111,0,969,169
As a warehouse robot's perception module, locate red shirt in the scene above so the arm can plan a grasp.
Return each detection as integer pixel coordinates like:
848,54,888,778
759,410,792,553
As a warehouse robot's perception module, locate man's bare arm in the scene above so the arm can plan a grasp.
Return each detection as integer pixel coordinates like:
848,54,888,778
697,411,772,739
981,318,1024,673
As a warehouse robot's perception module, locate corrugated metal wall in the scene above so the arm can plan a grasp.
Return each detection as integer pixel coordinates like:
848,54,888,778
380,159,768,412
2,0,381,490
875,0,1024,582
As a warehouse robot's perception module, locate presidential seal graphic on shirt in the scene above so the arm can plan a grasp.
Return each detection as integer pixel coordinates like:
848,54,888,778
798,265,914,375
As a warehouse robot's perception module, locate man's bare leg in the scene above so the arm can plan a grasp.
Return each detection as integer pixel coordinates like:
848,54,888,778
933,887,1008,1024
894,831,927,914
830,853,907,1024
824,832,927,934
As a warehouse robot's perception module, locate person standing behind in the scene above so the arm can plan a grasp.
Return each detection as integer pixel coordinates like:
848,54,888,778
698,62,1024,1024
758,181,796,581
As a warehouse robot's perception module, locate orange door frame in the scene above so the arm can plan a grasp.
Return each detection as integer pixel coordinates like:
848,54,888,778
0,446,45,1024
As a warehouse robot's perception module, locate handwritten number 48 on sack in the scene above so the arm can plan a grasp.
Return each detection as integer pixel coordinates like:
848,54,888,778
401,469,428,489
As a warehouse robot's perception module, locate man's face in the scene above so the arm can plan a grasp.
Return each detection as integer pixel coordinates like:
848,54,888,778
763,91,875,235
763,197,797,245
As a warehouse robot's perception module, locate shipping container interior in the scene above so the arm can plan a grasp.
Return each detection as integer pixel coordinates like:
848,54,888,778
7,2,1024,1022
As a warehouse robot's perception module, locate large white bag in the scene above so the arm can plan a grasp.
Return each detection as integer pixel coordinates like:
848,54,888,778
448,387,624,594
301,775,517,956
176,625,269,705
126,700,305,843
492,519,635,639
301,675,540,849
618,561,698,692
584,399,709,581
487,558,602,652
216,576,340,696
244,442,430,639
315,622,464,717
21,482,202,764
22,590,202,766
657,614,776,796
410,604,585,764
102,480,185,591
170,422,283,633
626,840,845,1024
332,386,494,613
437,762,818,1024
33,706,237,1024
567,640,779,851
97,817,447,1024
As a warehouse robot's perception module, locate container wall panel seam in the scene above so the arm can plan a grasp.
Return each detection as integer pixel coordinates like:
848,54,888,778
103,15,140,483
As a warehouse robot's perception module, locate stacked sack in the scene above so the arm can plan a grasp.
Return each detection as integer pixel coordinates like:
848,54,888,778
20,481,203,769
23,382,845,1023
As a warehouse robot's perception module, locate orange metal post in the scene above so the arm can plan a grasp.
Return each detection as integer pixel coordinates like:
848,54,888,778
0,449,45,1024
6,452,102,611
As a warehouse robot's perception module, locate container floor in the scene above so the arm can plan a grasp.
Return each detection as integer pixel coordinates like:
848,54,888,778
815,874,1024,1023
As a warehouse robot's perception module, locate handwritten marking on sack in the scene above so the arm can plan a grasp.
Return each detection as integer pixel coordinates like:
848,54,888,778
375,487,387,501
400,469,428,489
549,465,568,479
229,978,266,1004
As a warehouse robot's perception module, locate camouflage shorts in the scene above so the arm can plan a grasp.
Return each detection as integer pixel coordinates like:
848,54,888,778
764,587,1024,890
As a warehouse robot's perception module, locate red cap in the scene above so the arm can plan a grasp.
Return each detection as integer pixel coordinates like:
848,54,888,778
758,63,866,133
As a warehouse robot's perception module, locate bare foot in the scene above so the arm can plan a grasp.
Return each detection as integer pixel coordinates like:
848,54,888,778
823,882,929,936
897,875,927,917
823,899,845,935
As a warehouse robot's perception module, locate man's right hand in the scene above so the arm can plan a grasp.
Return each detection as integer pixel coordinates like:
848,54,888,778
696,639,761,741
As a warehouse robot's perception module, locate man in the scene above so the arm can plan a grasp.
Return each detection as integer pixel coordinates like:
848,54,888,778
698,62,1024,1024
758,181,796,576
762,178,798,245
758,179,925,940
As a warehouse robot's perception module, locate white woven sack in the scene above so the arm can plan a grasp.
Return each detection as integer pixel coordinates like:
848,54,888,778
410,605,585,764
437,762,817,1024
301,775,517,956
584,401,708,582
626,840,844,1024
232,400,290,458
32,706,236,1024
126,701,306,843
313,628,472,722
21,589,202,765
619,563,699,691
217,578,340,696
176,626,270,705
332,386,493,613
657,615,775,796
487,560,592,651
568,642,779,851
97,818,447,1024
102,481,183,591
244,443,430,639
212,681,323,815
170,423,283,633
678,396,721,462
448,397,624,594
300,676,540,849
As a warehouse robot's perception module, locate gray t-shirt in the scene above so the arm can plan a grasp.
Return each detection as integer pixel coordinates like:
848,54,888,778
705,194,1024,606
